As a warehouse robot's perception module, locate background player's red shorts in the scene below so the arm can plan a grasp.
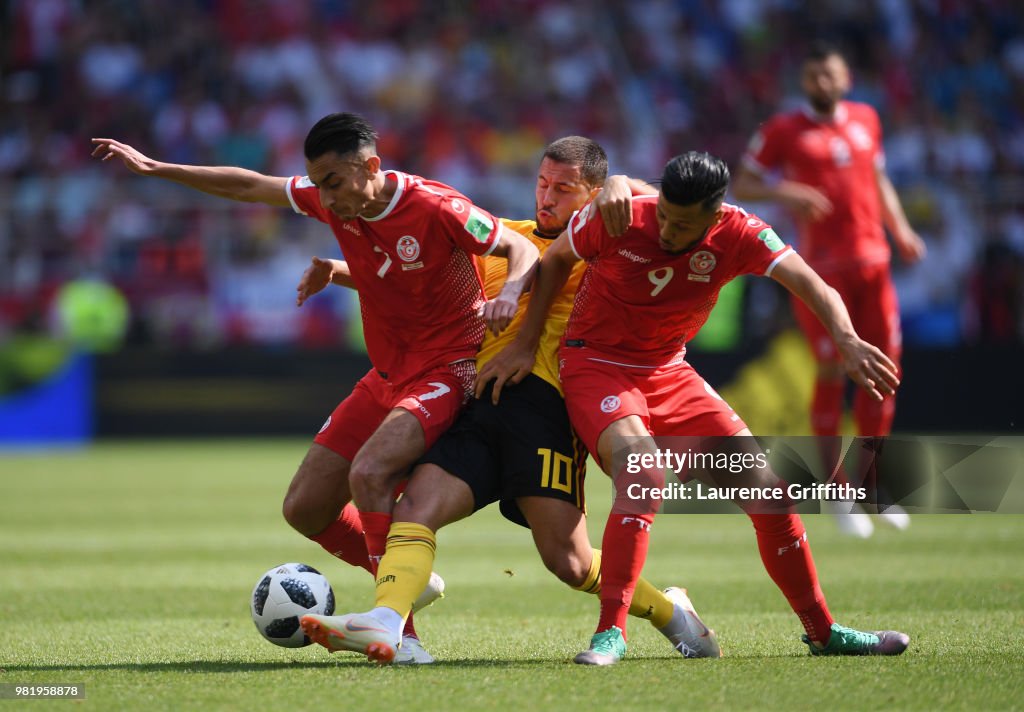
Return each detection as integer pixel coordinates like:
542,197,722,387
559,346,747,464
792,261,902,365
313,359,476,462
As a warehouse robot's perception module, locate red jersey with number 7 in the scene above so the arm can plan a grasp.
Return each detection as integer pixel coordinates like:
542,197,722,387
287,170,503,383
564,197,793,367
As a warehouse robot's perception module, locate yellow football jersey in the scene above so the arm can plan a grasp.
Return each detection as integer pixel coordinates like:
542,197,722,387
476,218,586,395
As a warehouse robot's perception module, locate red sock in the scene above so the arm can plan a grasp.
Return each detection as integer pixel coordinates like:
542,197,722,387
402,614,419,640
597,512,655,638
309,503,372,574
817,436,851,487
811,377,844,436
853,389,895,436
360,511,392,576
748,512,834,644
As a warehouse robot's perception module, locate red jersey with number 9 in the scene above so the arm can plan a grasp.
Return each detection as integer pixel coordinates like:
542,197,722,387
287,170,502,383
564,197,793,367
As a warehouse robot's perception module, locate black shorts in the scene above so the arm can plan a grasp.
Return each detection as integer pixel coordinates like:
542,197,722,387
419,373,587,527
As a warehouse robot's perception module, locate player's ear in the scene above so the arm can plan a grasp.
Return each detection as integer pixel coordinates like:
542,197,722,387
364,154,381,176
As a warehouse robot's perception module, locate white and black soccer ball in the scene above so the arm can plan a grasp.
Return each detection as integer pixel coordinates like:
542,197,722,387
250,563,335,647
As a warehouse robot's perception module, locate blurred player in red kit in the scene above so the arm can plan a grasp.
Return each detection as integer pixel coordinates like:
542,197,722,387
734,42,926,536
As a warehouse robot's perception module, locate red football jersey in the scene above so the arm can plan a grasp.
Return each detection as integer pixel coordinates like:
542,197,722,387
743,101,888,272
565,198,793,366
287,170,502,382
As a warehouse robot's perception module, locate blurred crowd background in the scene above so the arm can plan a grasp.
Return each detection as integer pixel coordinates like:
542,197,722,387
2,0,1023,368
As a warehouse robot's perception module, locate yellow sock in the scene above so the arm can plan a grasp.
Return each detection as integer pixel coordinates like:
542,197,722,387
630,575,675,629
572,549,675,629
375,522,436,618
571,550,602,594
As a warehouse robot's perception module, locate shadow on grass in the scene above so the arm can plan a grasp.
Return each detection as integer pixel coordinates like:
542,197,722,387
1,658,567,673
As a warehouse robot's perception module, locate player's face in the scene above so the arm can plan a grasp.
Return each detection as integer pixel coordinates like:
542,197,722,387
655,196,722,254
306,151,376,221
534,158,595,237
800,54,851,114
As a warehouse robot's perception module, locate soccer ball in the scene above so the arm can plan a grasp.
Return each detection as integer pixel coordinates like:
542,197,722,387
250,563,335,647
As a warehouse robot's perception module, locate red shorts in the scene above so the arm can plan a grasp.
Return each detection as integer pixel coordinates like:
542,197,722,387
793,262,901,365
559,346,747,462
313,360,476,462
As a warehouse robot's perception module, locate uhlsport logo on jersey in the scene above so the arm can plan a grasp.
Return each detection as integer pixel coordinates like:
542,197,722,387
689,250,717,275
463,207,494,243
757,228,785,252
397,235,421,262
318,415,332,434
600,395,621,413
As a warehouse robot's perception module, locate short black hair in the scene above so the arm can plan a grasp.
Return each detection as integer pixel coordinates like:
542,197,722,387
660,151,730,212
304,113,378,162
804,40,844,64
542,136,608,188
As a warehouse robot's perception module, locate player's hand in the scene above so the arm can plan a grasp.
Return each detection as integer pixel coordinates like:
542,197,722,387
779,182,833,222
895,228,927,264
479,294,519,337
473,340,535,404
837,337,900,402
296,256,334,307
91,138,160,175
595,175,634,237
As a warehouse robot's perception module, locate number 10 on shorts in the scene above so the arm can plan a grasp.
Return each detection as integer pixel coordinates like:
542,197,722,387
537,448,575,494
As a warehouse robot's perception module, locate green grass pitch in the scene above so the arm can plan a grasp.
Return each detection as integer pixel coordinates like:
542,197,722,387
2,439,1023,710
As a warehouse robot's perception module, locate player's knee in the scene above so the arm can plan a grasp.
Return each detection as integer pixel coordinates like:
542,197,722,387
540,548,590,587
281,490,331,537
348,459,395,509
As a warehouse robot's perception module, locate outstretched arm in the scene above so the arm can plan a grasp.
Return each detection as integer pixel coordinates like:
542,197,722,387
733,165,833,222
474,231,578,403
876,166,926,263
91,138,292,207
479,229,540,336
771,253,899,401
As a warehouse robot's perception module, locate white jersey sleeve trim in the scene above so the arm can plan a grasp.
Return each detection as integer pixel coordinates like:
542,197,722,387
286,176,309,216
481,219,503,256
363,170,405,222
764,248,795,277
567,215,584,260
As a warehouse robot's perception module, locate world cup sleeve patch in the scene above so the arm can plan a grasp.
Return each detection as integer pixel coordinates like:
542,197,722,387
757,227,784,252
464,207,494,243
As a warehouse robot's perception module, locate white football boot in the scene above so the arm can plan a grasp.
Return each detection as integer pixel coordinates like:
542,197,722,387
301,572,444,665
877,504,911,530
394,636,435,664
657,587,722,658
411,572,445,613
822,500,874,538
300,612,400,664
